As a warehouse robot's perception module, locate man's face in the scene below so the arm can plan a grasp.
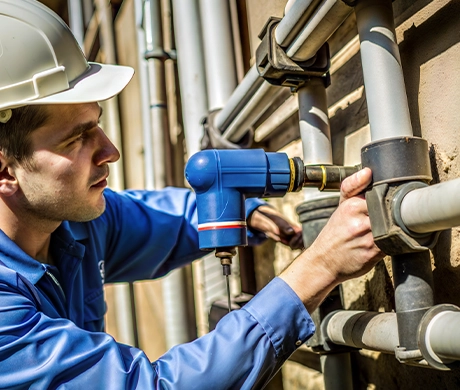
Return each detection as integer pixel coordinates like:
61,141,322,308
12,102,120,223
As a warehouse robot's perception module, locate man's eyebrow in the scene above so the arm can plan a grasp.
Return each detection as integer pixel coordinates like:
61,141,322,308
61,106,104,142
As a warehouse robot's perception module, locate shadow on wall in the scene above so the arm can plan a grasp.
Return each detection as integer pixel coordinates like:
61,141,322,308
399,0,460,138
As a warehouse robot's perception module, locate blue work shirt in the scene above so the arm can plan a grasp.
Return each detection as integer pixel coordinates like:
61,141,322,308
0,187,314,389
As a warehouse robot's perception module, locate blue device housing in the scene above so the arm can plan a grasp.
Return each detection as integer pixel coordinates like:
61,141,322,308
185,149,292,250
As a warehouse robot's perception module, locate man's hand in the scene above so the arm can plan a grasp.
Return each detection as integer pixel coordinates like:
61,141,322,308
247,205,304,250
279,168,384,313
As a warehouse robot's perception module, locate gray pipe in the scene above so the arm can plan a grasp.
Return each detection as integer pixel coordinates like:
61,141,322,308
222,81,281,142
399,178,460,234
285,0,353,62
355,0,413,141
171,0,208,156
392,251,434,351
298,78,333,165
325,310,399,353
215,66,264,132
199,0,238,111
321,354,353,390
67,0,84,48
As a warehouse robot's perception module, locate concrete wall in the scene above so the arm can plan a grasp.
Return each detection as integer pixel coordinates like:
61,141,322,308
245,0,460,388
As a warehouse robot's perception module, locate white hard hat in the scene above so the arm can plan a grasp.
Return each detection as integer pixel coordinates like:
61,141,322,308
0,0,134,110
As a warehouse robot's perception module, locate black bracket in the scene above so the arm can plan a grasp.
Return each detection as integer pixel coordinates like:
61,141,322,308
361,136,440,255
255,17,330,91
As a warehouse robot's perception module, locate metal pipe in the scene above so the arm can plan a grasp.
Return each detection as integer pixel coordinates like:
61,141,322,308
325,310,399,353
400,178,460,234
392,251,434,351
355,0,413,141
143,0,190,348
171,0,208,157
134,0,155,190
145,0,167,189
199,0,238,111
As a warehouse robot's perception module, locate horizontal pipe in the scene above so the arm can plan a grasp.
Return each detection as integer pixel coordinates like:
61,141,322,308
215,66,264,131
427,311,460,361
222,81,281,142
285,0,353,62
217,0,352,135
326,310,399,353
400,178,460,234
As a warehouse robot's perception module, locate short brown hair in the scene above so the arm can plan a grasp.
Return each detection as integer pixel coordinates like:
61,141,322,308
0,105,49,165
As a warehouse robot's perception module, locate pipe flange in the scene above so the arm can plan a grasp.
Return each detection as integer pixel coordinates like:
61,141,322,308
418,304,460,371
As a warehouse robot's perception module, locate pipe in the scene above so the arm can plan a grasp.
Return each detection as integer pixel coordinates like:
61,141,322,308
425,311,460,361
67,0,84,48
222,81,281,142
218,0,352,138
215,66,264,132
392,251,434,351
171,0,208,157
284,0,353,62
199,0,238,111
134,0,155,190
321,354,353,390
325,310,399,353
355,0,413,141
141,0,190,348
399,178,460,234
298,78,333,165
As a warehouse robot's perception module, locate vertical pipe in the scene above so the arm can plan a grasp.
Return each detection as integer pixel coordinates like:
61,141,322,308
355,0,413,141
171,0,208,157
297,78,352,389
144,0,190,348
298,77,333,165
321,354,353,390
67,0,84,48
171,0,210,336
391,251,434,350
199,0,238,111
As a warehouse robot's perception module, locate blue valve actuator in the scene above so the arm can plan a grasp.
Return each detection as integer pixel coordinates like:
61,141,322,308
185,149,292,250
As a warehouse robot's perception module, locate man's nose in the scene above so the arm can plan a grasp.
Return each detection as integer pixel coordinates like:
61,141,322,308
94,128,120,165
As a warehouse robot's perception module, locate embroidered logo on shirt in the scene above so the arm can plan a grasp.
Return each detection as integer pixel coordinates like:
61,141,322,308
98,260,105,283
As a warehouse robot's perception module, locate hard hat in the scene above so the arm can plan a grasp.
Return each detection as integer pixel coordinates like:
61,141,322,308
0,0,134,110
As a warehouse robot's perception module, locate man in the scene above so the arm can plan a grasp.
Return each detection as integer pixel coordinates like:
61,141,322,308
0,1,383,389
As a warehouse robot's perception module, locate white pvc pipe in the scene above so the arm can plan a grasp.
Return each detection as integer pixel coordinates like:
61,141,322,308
199,0,237,111
355,0,413,142
298,78,333,165
400,178,460,234
68,0,84,49
171,0,208,157
426,311,460,362
326,311,399,353
215,66,264,131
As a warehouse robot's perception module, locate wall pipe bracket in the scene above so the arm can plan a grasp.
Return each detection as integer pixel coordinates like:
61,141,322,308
256,17,330,91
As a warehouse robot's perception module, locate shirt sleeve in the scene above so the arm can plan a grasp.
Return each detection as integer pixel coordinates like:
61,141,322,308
98,188,266,283
0,276,314,389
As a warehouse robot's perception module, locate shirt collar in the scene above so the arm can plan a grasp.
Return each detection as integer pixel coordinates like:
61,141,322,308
0,222,85,285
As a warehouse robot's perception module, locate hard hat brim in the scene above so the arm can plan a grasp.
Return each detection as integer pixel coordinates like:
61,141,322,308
23,62,134,107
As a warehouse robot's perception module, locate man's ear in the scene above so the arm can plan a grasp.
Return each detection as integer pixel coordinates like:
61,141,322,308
0,153,19,196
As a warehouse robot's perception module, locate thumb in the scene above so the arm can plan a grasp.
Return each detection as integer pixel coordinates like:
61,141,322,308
340,167,372,203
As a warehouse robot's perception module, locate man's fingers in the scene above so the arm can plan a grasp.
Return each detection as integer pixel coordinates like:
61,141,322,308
340,167,373,203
